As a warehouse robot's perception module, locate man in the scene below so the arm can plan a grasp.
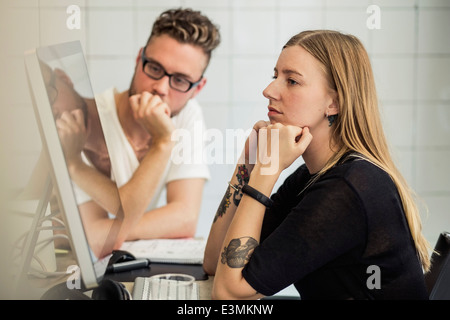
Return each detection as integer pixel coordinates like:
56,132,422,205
54,8,221,257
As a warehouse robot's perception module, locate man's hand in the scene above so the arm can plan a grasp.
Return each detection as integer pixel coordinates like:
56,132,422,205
129,91,175,145
56,108,86,166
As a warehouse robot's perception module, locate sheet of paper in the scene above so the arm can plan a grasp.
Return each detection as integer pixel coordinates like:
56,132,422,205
120,238,206,264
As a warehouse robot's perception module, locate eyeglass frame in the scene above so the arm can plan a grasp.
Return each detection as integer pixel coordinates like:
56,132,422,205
140,46,203,93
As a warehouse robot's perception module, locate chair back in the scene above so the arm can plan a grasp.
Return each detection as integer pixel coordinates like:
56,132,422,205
425,231,450,300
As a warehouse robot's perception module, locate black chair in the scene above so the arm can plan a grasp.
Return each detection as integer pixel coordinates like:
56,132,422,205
425,231,450,300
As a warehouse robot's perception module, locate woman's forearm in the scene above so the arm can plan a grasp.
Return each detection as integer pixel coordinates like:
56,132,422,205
211,167,280,299
203,163,253,275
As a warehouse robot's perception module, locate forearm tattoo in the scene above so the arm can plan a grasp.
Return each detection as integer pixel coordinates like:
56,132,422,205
214,185,232,222
213,165,250,223
221,236,259,268
232,165,250,206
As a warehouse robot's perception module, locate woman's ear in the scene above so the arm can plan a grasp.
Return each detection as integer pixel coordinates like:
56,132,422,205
327,92,339,116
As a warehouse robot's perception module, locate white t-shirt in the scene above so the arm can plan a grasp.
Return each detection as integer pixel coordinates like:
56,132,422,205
73,87,210,211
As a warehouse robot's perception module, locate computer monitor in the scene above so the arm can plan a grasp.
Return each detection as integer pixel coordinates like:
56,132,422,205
24,41,124,290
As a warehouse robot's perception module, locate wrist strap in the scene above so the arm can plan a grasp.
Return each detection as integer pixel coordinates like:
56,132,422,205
242,184,274,208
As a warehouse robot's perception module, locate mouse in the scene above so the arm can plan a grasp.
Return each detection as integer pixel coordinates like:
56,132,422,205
107,250,136,265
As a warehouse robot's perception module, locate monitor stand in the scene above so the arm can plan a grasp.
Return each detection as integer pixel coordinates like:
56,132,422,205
11,171,64,298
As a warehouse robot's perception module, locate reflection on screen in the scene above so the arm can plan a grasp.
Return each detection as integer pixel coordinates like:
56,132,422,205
36,45,124,275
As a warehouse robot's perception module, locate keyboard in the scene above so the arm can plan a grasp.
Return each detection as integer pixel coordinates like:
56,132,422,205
132,276,199,300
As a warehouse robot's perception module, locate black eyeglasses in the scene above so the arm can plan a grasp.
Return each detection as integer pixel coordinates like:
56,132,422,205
141,47,202,93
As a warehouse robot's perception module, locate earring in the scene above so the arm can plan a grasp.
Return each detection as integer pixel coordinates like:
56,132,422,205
327,114,337,127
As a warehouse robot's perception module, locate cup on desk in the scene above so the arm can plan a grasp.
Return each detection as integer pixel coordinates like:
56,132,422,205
149,273,196,300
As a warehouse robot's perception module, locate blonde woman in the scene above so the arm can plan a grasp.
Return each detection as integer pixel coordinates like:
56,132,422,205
203,30,430,300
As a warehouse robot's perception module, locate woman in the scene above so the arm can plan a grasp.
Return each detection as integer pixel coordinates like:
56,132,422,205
203,30,431,300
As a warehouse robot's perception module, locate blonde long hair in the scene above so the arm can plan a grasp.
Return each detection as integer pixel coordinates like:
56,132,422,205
284,30,431,272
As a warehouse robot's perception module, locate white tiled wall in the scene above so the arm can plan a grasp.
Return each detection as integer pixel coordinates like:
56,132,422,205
1,0,449,274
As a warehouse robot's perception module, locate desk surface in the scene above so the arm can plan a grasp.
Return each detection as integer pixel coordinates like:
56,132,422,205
19,250,214,300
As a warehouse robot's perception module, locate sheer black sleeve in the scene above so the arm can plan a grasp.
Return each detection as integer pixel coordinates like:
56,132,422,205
260,164,311,242
243,168,367,296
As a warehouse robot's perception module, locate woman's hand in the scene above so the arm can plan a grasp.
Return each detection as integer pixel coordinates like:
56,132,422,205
255,123,313,175
238,120,270,168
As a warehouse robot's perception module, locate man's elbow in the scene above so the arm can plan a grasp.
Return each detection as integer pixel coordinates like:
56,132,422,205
181,213,198,238
170,207,198,238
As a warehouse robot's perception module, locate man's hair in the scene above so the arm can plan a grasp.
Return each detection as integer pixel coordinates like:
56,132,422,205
147,8,221,65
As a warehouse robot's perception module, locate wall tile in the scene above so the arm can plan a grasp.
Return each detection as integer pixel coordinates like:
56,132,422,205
88,58,135,94
416,102,450,147
421,196,450,249
231,57,277,103
371,9,415,54
278,9,325,48
416,149,450,193
195,8,231,56
380,102,415,148
372,57,415,101
86,9,134,56
369,0,415,7
280,0,324,8
184,0,227,9
418,10,450,54
416,57,450,100
326,0,369,7
418,0,450,8
325,9,370,50
195,56,230,105
137,0,182,7
231,9,277,56
392,149,415,188
230,0,276,9
39,7,87,48
86,0,133,7
136,9,164,49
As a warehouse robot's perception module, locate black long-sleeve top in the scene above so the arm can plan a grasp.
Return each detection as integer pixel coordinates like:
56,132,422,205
242,155,428,300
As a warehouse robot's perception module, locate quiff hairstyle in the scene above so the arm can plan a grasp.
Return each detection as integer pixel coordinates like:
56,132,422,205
147,8,221,67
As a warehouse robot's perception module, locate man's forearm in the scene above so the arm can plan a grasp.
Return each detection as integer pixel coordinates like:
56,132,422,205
118,139,174,223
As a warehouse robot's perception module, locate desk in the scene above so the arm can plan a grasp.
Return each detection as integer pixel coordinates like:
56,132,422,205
20,250,214,300
104,261,213,300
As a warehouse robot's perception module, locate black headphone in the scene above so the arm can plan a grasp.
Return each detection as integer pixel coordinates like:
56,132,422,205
40,279,131,300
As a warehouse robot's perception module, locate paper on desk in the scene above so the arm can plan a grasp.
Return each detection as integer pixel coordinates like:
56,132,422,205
120,238,206,265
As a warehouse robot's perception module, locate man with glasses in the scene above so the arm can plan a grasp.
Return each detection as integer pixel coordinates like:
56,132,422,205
57,8,221,248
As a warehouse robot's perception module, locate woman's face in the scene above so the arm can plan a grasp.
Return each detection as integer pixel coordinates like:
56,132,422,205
263,45,337,130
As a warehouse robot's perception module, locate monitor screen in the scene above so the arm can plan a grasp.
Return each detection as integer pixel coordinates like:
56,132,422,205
24,41,124,290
